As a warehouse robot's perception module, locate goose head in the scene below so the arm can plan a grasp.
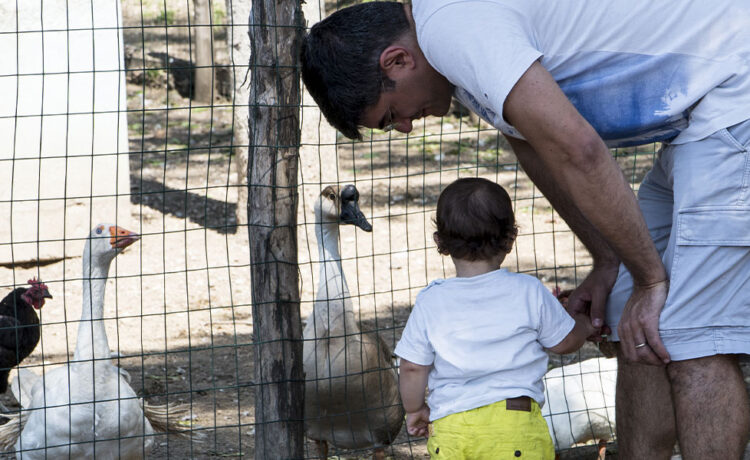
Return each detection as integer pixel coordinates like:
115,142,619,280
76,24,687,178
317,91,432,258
315,185,372,232
84,224,140,268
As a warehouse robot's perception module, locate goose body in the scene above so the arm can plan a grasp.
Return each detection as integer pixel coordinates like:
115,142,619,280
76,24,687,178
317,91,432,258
304,185,403,456
15,224,154,459
542,357,617,449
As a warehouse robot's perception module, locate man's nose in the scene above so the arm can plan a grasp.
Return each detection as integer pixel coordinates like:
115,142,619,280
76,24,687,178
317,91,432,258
396,118,413,133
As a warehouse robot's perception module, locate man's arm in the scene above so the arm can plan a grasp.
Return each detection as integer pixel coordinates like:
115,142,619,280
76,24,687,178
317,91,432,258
503,61,670,365
506,135,620,335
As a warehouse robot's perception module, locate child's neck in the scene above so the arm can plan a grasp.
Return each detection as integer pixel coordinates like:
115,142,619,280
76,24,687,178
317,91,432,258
452,254,506,278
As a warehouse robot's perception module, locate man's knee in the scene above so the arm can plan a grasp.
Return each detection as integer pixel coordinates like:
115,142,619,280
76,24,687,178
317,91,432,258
616,352,674,413
666,354,749,459
615,352,676,457
666,354,742,397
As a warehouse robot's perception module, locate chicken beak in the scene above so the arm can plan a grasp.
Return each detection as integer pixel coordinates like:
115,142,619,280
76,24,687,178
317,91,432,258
109,226,140,250
43,288,52,299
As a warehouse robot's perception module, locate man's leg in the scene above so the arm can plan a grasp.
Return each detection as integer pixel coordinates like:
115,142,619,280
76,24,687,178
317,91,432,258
616,347,676,459
612,120,750,458
667,354,750,460
661,120,750,458
608,146,677,459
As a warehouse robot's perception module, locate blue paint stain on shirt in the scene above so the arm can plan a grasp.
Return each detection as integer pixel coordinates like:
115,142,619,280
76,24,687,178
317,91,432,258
556,52,693,147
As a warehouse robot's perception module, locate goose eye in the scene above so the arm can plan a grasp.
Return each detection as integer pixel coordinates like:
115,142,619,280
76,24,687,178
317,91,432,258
96,226,103,234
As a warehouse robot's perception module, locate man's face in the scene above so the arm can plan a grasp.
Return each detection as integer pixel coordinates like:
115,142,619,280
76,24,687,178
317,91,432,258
360,69,454,134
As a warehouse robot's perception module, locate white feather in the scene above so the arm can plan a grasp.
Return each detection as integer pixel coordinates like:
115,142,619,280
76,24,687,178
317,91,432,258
10,368,37,410
542,357,617,449
15,225,154,459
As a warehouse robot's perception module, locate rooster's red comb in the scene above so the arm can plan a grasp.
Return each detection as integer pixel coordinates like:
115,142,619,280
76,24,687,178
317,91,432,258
27,277,47,288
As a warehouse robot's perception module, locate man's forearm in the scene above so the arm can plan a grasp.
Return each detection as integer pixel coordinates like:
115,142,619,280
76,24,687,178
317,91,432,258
507,136,619,270
503,62,666,286
548,140,664,285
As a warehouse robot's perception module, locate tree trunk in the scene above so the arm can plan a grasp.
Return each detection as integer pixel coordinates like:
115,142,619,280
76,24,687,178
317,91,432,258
248,0,304,458
225,0,251,225
193,0,214,102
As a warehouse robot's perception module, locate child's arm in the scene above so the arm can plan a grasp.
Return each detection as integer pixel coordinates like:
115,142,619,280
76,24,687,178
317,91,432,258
399,358,431,437
547,312,597,355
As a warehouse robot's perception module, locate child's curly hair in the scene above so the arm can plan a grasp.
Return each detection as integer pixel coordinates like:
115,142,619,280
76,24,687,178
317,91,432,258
434,177,517,261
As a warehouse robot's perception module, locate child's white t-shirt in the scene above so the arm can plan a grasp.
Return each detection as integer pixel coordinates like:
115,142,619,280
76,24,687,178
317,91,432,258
394,269,575,421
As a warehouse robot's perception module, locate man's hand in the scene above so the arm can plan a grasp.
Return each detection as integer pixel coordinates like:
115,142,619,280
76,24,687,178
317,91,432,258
563,264,619,340
406,404,431,438
617,279,670,365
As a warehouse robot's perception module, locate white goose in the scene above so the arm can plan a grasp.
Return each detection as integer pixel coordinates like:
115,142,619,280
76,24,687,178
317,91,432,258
543,356,617,458
304,185,403,459
13,224,154,459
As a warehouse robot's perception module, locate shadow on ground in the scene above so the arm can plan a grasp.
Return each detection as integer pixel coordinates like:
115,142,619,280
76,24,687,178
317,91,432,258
130,177,238,234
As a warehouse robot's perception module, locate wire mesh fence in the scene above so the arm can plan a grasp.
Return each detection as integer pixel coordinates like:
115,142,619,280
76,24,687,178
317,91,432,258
0,0,664,458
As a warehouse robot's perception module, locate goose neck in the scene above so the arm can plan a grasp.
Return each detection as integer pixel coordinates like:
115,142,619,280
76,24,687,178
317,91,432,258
316,220,342,262
311,217,360,337
75,249,112,361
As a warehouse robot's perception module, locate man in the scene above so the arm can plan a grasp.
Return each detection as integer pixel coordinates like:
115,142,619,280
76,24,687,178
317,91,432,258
300,1,750,459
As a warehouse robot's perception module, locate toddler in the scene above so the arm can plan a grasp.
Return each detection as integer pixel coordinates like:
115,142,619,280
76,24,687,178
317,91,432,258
395,177,595,459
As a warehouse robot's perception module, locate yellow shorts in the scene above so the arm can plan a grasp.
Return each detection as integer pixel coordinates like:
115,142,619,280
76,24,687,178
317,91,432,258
427,398,555,460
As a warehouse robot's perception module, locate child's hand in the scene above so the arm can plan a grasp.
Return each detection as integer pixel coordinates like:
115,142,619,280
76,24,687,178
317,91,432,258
405,404,431,438
574,312,598,337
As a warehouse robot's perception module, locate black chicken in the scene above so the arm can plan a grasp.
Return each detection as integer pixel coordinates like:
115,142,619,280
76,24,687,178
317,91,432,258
0,278,52,394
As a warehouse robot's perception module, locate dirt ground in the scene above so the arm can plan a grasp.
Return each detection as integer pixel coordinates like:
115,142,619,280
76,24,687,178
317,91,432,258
1,1,747,459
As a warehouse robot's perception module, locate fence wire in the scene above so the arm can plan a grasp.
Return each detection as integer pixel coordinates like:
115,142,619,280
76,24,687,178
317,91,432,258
0,0,659,458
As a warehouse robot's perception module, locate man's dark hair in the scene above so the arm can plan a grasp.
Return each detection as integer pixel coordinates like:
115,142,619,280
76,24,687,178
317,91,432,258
434,178,518,261
300,2,410,140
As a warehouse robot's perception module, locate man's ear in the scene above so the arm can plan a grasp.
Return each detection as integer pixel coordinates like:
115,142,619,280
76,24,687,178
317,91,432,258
379,45,415,79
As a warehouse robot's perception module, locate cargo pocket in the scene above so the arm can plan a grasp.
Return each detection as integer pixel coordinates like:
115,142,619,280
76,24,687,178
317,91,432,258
665,207,750,327
676,207,750,246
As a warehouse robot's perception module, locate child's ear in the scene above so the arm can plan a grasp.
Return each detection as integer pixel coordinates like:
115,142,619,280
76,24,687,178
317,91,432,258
504,227,518,253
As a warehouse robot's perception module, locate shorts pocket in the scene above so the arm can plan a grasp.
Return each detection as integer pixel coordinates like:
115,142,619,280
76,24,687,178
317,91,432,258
723,119,750,151
427,433,463,459
665,207,750,328
677,207,750,246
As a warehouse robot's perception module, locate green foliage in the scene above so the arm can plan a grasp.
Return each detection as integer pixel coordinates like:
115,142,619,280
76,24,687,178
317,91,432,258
156,8,176,25
146,68,164,81
213,8,226,25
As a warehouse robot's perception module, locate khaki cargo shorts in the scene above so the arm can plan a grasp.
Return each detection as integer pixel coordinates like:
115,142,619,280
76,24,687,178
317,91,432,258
606,119,750,361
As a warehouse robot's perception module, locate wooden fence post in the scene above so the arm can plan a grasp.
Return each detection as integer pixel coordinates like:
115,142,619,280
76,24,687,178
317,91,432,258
248,0,305,458
193,0,214,102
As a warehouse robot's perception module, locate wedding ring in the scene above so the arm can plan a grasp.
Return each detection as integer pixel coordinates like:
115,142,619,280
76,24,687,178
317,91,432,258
635,342,647,349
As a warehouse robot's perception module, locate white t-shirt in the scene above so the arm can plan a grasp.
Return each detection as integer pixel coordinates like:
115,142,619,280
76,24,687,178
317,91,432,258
394,269,575,421
412,0,750,147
